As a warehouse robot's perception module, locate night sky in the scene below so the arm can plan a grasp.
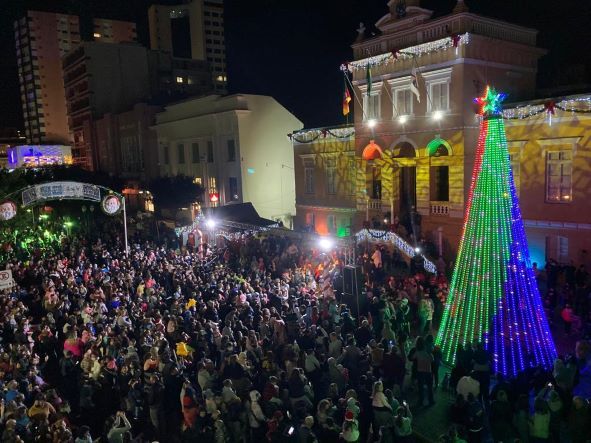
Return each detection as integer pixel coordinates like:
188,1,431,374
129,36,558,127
0,0,589,130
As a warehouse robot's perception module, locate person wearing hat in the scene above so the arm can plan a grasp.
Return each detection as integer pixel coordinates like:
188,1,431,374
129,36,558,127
299,415,318,443
341,410,360,443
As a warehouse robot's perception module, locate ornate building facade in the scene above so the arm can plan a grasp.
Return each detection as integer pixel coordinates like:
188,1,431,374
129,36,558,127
293,0,591,267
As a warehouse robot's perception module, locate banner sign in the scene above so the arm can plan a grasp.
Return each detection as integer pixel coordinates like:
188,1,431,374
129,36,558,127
22,182,101,207
0,270,15,290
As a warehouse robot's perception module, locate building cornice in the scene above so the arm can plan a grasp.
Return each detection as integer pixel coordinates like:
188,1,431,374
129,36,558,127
524,220,591,231
352,57,536,86
296,204,357,213
353,12,538,58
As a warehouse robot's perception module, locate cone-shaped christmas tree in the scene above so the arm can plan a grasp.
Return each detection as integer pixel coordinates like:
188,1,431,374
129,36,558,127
435,87,557,376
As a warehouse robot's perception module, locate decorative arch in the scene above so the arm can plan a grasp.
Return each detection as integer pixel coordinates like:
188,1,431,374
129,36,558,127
390,136,419,158
362,140,384,161
426,138,453,157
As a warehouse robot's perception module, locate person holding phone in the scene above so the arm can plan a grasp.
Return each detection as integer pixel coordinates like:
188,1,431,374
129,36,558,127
107,411,132,443
394,402,413,442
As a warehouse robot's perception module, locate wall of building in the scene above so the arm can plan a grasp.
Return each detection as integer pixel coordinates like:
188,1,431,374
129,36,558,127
153,94,301,223
85,43,151,117
505,111,591,268
292,127,357,235
93,18,137,43
94,103,161,181
236,95,302,223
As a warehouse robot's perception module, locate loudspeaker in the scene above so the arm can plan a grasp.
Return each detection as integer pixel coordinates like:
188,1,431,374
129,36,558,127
343,265,363,295
342,265,365,317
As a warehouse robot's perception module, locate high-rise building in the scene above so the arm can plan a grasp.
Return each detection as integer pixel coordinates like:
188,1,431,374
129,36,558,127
148,0,227,94
62,42,151,170
14,11,138,146
14,11,80,144
92,18,137,43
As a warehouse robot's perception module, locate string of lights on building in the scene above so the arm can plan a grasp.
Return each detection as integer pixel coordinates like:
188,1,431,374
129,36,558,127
288,127,355,144
341,33,470,72
503,95,591,119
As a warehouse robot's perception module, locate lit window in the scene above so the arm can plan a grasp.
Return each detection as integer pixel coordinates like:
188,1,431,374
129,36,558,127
429,82,449,111
423,67,452,114
348,157,357,195
326,158,337,195
176,76,183,84
229,177,239,201
227,140,236,162
394,88,413,116
305,168,314,194
509,152,520,196
362,84,382,121
177,143,185,164
93,32,101,38
546,151,572,203
207,141,214,163
191,143,200,163
327,215,337,234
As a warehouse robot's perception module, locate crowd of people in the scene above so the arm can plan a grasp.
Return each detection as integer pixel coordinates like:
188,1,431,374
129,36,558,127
0,219,589,443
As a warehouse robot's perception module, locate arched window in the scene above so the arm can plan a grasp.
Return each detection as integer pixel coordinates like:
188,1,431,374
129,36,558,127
426,138,452,157
393,142,416,158
426,138,452,203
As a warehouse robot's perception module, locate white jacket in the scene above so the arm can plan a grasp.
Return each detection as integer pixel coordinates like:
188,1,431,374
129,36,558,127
248,391,266,428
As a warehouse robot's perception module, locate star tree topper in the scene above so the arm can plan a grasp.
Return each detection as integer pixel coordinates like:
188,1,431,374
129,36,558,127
474,86,506,117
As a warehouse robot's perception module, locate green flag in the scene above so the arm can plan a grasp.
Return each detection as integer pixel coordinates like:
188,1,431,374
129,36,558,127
366,63,372,95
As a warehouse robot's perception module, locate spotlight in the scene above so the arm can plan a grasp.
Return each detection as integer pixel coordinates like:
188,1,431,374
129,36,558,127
414,247,421,254
398,115,408,124
319,237,334,252
433,110,443,121
205,219,216,229
367,118,377,128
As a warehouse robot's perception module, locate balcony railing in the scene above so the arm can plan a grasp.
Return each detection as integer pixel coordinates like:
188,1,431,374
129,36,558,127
430,201,450,216
368,199,382,210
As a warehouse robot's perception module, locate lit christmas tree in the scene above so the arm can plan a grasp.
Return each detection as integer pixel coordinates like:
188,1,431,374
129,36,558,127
435,87,557,376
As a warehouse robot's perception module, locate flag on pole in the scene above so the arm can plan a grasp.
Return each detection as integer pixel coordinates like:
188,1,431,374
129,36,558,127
366,63,372,95
410,67,421,103
343,84,351,116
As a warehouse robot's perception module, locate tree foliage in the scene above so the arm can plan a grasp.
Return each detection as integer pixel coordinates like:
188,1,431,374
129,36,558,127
147,175,204,211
